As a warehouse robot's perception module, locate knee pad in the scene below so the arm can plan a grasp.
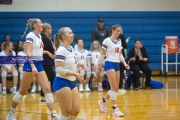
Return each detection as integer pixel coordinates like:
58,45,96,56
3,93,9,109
1,72,7,77
13,92,22,103
59,114,70,120
86,72,91,77
45,93,54,103
20,75,22,80
107,90,117,100
99,71,104,77
80,70,85,76
13,71,18,77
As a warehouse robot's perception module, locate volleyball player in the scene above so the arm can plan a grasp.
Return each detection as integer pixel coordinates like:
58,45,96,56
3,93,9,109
75,38,91,92
96,24,130,117
0,41,18,95
89,40,105,91
53,27,84,120
6,18,59,120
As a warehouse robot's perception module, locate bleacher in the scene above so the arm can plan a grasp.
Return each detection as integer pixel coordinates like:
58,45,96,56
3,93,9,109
0,12,180,73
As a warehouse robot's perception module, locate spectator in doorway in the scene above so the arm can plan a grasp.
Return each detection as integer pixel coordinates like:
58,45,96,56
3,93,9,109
91,18,109,45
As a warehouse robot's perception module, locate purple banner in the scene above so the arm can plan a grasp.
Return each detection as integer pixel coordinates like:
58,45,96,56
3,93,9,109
0,56,42,64
0,0,12,4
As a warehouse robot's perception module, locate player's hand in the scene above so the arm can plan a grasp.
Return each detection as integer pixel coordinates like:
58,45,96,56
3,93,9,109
75,73,84,81
77,63,85,69
95,66,101,78
8,69,11,73
32,66,38,75
124,64,130,70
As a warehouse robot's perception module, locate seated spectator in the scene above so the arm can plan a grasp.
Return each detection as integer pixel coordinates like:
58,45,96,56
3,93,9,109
75,38,91,92
89,40,105,92
15,40,23,55
128,39,152,90
17,42,26,81
0,41,18,95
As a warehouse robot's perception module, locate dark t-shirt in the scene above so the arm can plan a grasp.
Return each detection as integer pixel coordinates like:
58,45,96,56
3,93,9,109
41,33,54,65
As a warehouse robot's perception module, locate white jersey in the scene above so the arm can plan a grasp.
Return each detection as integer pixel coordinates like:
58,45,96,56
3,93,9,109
88,50,100,65
0,50,16,69
17,51,26,67
26,32,44,61
102,37,122,63
55,45,77,81
75,49,90,67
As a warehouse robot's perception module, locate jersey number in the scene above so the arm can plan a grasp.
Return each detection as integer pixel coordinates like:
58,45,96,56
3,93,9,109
74,56,77,64
40,42,44,48
81,55,84,59
115,47,119,53
96,54,98,58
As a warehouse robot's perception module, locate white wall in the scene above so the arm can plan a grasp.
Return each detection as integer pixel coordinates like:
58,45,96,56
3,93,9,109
0,0,180,11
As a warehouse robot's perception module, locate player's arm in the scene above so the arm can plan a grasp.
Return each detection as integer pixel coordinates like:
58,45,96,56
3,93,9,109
26,42,36,68
55,61,77,76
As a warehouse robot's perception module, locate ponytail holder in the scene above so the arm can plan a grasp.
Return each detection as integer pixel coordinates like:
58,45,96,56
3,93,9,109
28,18,32,22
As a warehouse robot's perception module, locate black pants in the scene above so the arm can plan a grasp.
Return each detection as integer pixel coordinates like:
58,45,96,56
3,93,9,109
119,62,125,89
130,63,152,88
41,64,55,97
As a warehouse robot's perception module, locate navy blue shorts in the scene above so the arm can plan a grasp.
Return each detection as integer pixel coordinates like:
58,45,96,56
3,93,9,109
104,61,120,72
53,77,76,92
23,61,44,72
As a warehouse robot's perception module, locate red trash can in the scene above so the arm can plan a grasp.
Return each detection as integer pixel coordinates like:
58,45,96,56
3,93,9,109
165,36,179,53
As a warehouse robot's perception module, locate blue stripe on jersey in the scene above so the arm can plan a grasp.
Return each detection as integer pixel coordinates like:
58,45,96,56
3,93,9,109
55,55,65,60
26,38,33,42
32,32,40,38
87,54,91,56
109,37,118,44
102,44,107,49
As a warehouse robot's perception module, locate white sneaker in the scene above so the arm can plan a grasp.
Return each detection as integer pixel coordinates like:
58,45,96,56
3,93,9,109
79,84,84,92
31,85,36,93
6,111,16,120
112,108,124,117
12,89,17,95
118,89,126,95
85,85,91,92
38,85,41,92
51,113,59,120
10,87,14,93
2,89,7,95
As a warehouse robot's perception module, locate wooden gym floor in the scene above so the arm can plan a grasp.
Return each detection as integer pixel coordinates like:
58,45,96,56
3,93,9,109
0,76,180,120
